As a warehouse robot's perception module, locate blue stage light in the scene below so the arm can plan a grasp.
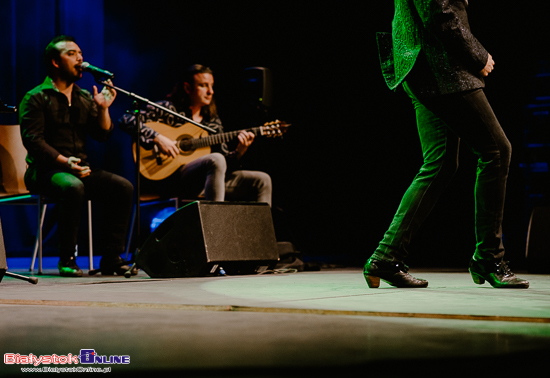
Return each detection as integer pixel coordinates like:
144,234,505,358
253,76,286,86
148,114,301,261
150,208,176,232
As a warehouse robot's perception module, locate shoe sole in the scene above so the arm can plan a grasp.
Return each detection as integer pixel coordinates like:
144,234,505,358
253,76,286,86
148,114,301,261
469,270,529,289
364,274,428,288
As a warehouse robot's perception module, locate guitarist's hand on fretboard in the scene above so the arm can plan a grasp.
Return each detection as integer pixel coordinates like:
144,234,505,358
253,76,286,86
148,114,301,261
153,133,179,158
236,130,255,159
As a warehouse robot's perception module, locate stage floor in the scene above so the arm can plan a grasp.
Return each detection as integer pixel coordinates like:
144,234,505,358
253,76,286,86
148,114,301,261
1,258,550,377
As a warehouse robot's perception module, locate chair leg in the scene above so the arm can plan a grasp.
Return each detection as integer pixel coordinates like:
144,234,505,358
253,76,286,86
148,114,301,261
172,197,178,210
87,200,93,270
30,202,47,274
30,234,38,272
124,206,136,260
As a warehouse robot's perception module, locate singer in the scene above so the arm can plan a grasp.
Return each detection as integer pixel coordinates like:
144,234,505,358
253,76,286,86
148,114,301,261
19,35,134,277
363,0,529,289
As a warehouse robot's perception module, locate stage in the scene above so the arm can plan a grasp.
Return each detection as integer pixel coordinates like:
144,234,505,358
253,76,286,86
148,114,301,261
1,258,550,377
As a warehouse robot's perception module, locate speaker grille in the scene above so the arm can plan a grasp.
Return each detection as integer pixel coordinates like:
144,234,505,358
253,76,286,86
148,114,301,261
137,201,278,277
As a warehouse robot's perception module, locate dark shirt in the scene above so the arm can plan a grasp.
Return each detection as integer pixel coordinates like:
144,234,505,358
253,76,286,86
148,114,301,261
118,100,241,171
19,77,113,170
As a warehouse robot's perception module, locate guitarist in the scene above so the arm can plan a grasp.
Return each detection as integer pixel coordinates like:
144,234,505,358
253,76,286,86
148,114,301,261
119,64,272,205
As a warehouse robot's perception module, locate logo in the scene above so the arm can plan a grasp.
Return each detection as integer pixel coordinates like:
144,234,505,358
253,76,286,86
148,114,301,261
79,350,95,364
78,349,130,365
4,354,79,366
4,349,130,366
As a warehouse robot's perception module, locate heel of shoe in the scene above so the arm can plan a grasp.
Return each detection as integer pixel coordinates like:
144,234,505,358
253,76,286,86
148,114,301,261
470,271,485,285
100,256,131,276
365,275,381,288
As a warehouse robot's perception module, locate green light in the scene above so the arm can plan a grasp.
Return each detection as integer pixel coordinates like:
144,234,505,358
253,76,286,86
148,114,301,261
0,194,33,203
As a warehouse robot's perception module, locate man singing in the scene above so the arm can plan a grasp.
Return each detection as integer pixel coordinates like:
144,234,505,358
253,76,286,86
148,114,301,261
19,35,134,277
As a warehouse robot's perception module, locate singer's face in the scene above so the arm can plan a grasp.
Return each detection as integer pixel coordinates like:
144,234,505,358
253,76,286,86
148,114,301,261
53,41,83,81
187,73,214,107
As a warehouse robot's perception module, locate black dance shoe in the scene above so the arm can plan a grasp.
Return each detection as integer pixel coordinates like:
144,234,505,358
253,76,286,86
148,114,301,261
363,258,428,288
469,258,529,289
58,257,83,277
99,255,137,276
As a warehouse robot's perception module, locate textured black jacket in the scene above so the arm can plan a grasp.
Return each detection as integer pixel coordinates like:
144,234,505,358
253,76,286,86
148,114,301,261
377,0,489,96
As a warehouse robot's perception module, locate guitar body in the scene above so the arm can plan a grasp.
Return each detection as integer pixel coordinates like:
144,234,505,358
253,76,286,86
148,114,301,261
134,122,210,181
133,119,289,181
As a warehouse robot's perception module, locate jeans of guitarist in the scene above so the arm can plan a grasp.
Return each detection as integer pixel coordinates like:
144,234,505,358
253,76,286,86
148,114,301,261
141,152,272,205
371,82,510,263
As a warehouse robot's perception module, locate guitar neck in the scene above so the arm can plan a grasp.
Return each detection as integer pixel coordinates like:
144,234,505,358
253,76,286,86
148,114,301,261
186,126,263,149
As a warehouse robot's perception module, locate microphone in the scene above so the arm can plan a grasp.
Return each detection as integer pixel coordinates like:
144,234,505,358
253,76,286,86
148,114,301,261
81,62,115,80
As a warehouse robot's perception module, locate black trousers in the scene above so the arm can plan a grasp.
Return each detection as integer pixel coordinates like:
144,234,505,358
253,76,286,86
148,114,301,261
373,82,511,263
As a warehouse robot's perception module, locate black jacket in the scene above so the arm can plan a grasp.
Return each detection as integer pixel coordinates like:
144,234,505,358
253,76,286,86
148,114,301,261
378,0,488,96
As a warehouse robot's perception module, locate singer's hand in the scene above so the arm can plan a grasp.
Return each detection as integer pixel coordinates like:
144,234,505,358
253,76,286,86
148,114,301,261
67,156,91,178
93,79,117,109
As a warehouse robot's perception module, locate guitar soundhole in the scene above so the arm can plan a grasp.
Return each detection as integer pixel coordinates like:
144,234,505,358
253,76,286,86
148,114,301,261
178,135,195,155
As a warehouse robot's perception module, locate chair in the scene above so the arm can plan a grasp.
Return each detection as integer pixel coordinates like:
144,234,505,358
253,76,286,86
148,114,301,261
0,125,93,274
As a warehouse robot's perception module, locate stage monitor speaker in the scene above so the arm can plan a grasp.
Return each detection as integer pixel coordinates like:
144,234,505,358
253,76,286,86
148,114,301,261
136,201,279,278
243,67,272,109
0,216,7,282
526,206,550,273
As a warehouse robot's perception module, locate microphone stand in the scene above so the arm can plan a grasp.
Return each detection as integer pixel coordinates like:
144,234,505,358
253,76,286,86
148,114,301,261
95,77,216,278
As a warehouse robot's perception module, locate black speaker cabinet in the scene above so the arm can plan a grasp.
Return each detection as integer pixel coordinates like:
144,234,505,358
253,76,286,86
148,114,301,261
526,206,550,273
243,67,272,108
136,201,279,278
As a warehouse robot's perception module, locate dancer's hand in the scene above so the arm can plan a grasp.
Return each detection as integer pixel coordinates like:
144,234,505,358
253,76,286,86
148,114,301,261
481,53,495,77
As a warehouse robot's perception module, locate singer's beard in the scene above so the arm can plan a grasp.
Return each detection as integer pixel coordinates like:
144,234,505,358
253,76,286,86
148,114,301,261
59,67,82,84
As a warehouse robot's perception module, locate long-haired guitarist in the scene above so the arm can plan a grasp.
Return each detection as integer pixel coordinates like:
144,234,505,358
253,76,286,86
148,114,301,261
119,64,272,205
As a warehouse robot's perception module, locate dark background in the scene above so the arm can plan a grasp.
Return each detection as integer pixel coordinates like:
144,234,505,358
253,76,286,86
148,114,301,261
1,0,549,269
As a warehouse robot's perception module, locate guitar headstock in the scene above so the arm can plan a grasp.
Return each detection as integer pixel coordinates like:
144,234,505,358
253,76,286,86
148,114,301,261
260,120,291,138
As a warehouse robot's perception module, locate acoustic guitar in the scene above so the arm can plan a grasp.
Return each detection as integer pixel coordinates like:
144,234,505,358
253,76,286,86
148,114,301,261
134,120,289,181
